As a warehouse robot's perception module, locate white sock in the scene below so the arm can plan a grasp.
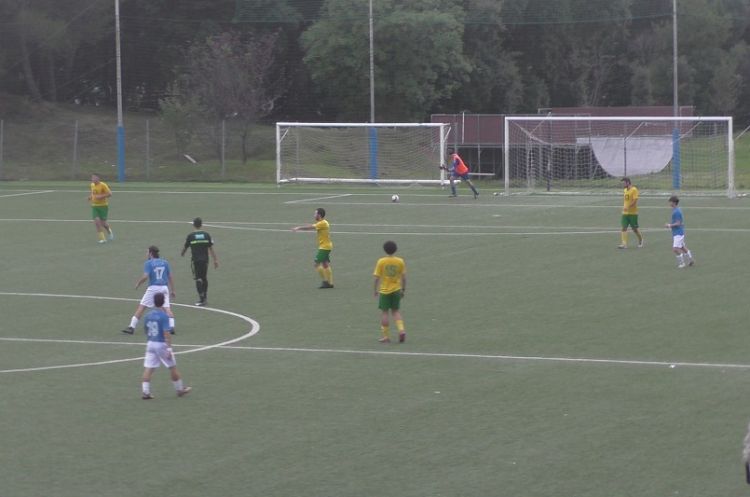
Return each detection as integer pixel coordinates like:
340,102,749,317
129,316,139,328
169,318,175,330
676,254,684,265
173,379,183,391
142,382,150,394
686,250,693,260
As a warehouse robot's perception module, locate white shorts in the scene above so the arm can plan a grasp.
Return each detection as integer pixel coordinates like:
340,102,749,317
139,285,171,308
672,235,686,249
144,341,176,369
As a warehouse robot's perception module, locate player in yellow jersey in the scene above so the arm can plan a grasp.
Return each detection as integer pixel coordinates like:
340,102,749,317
292,207,334,288
88,173,114,244
618,177,644,249
373,240,406,343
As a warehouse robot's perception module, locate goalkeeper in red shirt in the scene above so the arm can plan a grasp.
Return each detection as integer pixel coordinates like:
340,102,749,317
440,148,479,198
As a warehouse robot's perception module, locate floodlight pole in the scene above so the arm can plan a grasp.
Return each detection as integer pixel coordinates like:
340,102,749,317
672,0,678,118
671,0,681,189
115,0,125,182
368,0,375,123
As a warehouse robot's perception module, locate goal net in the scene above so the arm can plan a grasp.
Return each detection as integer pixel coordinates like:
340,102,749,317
503,116,735,197
276,122,451,184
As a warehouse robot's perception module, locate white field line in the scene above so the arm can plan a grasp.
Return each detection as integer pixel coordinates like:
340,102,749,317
3,188,750,209
224,346,750,370
1,336,747,371
292,201,750,210
0,218,622,236
0,190,54,198
284,193,352,204
0,292,259,374
1,217,750,236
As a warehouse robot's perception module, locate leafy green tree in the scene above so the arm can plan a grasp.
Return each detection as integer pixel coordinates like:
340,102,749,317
1,0,111,102
178,31,284,162
159,82,203,153
233,0,324,120
119,0,238,109
629,64,654,105
302,0,470,121
445,0,523,114
508,0,632,108
708,45,746,115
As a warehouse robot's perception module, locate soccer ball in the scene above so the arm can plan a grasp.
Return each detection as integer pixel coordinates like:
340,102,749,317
391,194,400,203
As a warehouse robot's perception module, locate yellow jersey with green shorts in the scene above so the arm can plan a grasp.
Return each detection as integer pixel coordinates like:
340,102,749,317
374,256,406,310
314,219,332,263
90,181,111,220
621,185,639,229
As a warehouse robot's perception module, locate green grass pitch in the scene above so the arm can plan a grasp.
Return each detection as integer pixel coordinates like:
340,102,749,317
1,181,750,497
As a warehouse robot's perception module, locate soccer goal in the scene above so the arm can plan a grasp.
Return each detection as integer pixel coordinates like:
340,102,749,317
276,122,451,185
503,116,735,197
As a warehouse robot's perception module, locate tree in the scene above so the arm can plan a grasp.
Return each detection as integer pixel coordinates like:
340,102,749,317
629,64,654,105
708,46,745,115
445,0,523,114
159,81,203,153
2,0,111,102
178,30,284,162
302,0,470,121
506,0,632,109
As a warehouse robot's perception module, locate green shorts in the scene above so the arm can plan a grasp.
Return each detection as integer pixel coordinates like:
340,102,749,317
314,249,331,264
378,291,402,311
621,214,639,229
92,206,109,221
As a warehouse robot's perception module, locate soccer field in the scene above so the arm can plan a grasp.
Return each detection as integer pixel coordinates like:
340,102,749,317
1,182,749,497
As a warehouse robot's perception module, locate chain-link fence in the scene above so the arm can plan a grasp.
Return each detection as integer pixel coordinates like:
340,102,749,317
0,116,277,182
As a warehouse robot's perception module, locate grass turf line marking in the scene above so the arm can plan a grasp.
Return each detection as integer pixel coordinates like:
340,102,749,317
0,292,259,374
0,337,229,349
221,345,750,370
0,190,54,199
2,336,747,371
284,193,352,204
9,188,750,209
2,218,750,236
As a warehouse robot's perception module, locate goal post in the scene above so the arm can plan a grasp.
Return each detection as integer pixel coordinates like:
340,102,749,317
276,122,451,185
503,115,735,197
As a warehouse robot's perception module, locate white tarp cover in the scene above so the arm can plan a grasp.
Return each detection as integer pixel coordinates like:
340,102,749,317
577,136,673,176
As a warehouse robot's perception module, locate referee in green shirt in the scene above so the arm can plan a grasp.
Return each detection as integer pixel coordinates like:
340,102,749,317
181,217,219,306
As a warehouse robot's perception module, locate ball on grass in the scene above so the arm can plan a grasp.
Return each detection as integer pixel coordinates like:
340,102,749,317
391,194,400,203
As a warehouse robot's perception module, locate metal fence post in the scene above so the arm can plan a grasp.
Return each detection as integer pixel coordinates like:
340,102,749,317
145,119,151,180
73,120,79,179
221,119,226,179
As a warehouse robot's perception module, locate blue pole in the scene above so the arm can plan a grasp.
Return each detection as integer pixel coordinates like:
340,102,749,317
369,127,378,179
117,125,125,182
671,127,681,189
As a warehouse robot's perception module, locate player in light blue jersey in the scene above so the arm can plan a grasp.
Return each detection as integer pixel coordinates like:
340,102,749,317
122,245,177,334
140,292,191,399
665,196,694,268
